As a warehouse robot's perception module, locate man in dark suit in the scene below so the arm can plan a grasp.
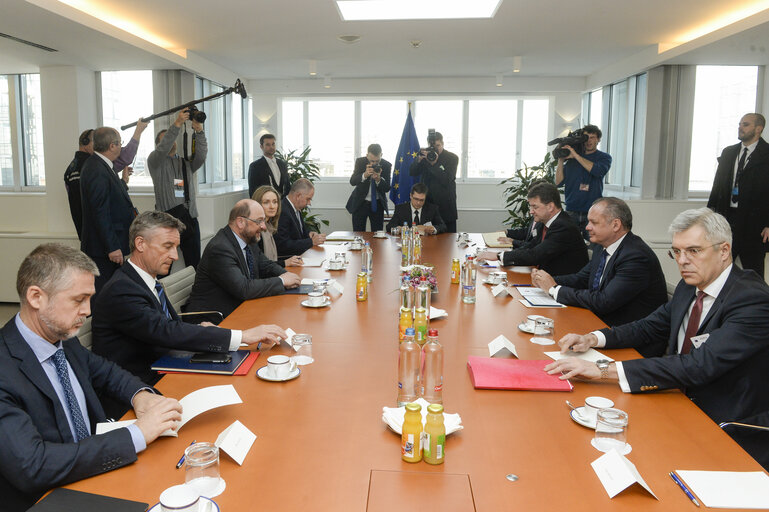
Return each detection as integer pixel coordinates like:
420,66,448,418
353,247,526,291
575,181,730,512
275,178,326,256
386,183,446,235
188,199,301,318
79,127,138,295
478,182,588,275
248,133,290,197
546,208,769,468
93,211,287,391
0,243,182,512
346,143,391,231
531,198,668,340
707,113,769,278
409,131,459,232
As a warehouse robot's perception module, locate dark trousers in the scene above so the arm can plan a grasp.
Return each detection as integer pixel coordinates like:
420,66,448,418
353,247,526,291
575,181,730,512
727,208,766,278
92,257,119,298
351,201,384,232
445,220,457,234
179,217,201,268
566,210,590,241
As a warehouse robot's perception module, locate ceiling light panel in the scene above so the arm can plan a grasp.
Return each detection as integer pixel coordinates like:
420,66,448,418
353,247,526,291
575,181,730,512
337,0,502,21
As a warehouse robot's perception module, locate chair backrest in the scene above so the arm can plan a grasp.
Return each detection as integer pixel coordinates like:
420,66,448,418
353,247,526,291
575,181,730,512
160,265,197,313
77,317,93,350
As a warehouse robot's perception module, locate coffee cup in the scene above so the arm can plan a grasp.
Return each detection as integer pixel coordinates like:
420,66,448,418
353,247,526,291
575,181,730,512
351,240,362,250
488,271,506,284
159,484,199,512
523,314,543,330
308,291,326,306
334,251,347,264
328,259,344,270
375,230,386,237
267,354,297,379
583,396,614,421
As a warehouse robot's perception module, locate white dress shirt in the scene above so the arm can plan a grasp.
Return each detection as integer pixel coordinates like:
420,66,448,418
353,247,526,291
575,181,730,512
265,156,281,186
549,233,627,300
731,140,758,207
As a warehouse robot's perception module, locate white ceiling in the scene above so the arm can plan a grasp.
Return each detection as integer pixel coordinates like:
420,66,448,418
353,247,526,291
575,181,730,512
2,0,769,82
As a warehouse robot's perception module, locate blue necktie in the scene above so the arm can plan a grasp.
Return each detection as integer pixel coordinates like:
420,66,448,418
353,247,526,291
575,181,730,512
244,246,256,279
51,349,90,442
370,179,377,212
591,249,608,290
154,281,171,318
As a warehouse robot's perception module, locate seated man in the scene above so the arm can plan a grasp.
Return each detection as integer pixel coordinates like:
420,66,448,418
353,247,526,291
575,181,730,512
386,183,446,235
0,243,182,511
187,199,302,318
93,211,287,389
545,208,769,469
531,197,668,341
275,178,326,256
478,182,588,275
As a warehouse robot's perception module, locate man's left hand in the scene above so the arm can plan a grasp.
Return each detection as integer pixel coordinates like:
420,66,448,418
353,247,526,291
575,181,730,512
477,250,498,262
544,358,601,380
762,227,769,243
191,120,203,133
531,269,556,291
132,390,168,418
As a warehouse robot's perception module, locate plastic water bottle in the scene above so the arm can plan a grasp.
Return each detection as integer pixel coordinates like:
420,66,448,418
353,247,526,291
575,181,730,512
461,255,477,304
397,328,420,406
421,329,443,404
365,242,373,282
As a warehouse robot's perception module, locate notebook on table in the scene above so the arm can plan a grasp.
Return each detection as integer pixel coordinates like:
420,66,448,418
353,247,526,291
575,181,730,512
151,349,250,375
467,356,573,391
29,488,148,511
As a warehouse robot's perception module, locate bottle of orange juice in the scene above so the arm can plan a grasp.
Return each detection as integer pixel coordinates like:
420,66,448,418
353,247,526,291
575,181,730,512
398,284,413,341
423,403,445,465
401,402,423,463
413,307,427,345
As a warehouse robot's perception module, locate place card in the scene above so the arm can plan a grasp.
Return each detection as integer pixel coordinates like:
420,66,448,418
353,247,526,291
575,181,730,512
488,335,518,358
491,283,509,297
327,279,344,295
215,420,257,466
591,449,657,499
282,328,297,348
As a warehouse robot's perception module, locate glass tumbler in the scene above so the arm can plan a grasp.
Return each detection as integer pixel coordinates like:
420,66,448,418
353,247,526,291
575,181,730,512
292,333,314,365
594,408,629,453
184,442,221,497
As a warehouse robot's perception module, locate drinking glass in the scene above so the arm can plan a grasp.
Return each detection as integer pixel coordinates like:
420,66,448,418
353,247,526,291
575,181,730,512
184,442,221,497
292,333,314,365
594,408,628,453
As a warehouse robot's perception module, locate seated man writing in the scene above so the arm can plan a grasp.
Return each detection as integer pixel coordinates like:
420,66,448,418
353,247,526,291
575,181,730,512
275,178,326,256
386,183,446,235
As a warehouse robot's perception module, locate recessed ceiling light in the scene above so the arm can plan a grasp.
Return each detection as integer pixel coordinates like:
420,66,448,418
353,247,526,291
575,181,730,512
324,76,332,89
495,74,503,87
513,56,522,73
336,0,502,21
338,34,362,44
309,60,317,76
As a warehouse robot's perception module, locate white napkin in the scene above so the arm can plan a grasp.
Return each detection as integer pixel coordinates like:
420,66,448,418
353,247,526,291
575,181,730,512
381,397,463,435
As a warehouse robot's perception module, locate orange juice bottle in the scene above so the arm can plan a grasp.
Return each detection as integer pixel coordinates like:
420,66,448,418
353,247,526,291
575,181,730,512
401,402,423,463
414,307,427,345
399,307,413,342
423,404,446,465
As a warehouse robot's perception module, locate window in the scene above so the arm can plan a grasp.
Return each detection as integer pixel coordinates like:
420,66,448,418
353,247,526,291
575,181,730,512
412,100,463,168
688,66,758,192
360,100,408,159
0,74,46,190
281,100,304,154
0,76,11,187
20,74,44,186
308,100,355,177
521,99,550,168
588,88,603,129
467,100,516,179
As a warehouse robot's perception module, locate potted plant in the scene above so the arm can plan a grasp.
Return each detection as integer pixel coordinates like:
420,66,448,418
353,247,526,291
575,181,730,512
276,146,329,233
499,152,559,228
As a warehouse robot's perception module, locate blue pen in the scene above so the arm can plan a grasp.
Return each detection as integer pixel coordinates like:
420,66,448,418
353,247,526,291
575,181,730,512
511,284,532,287
669,472,700,507
176,440,197,469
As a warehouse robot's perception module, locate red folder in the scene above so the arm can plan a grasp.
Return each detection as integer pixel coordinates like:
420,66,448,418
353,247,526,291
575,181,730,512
467,356,573,391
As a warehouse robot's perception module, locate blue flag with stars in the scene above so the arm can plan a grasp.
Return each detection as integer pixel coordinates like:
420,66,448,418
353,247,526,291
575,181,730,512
389,108,420,205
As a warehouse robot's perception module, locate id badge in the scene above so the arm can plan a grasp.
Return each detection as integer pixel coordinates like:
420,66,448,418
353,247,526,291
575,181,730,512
173,178,185,198
579,183,590,192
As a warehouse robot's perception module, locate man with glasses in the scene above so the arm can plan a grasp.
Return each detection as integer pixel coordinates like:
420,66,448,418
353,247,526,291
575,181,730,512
386,183,446,234
187,199,301,318
544,208,769,467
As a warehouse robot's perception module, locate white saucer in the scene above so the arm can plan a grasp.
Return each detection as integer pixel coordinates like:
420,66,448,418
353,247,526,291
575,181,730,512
591,438,632,455
148,496,219,512
256,365,301,382
530,336,556,346
517,323,536,334
301,297,331,308
324,265,346,271
373,233,387,238
570,407,597,429
484,279,504,285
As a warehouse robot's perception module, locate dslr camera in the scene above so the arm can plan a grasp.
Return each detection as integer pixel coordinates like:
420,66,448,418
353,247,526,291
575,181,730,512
421,128,439,163
548,129,587,159
185,106,207,124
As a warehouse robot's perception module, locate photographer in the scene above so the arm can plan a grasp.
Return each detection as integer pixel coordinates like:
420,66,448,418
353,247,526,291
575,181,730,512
345,143,391,231
147,108,207,269
409,131,458,233
555,124,612,240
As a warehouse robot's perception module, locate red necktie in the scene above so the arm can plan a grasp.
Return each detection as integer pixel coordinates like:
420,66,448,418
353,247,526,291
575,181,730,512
681,291,706,354
541,226,548,241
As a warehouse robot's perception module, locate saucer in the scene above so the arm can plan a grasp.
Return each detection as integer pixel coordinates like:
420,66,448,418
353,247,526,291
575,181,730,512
530,336,556,346
148,496,219,512
373,233,387,238
325,265,346,271
570,407,597,429
301,297,331,308
591,438,632,455
256,365,301,382
517,323,536,334
484,279,504,285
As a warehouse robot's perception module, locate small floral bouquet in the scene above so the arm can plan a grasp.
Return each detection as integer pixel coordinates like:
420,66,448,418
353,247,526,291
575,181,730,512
402,264,438,291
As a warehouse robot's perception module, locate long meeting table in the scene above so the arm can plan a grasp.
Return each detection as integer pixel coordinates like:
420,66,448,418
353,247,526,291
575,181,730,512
66,233,765,510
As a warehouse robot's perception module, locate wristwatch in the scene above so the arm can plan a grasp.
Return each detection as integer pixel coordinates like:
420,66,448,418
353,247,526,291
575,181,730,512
595,359,612,379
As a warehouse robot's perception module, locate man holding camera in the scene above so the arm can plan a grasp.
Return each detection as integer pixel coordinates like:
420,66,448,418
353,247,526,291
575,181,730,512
345,143,391,231
409,131,458,233
555,124,612,240
147,108,207,269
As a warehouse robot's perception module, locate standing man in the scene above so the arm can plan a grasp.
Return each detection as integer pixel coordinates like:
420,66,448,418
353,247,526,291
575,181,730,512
555,124,612,240
409,131,458,233
248,133,290,198
79,127,138,295
147,109,207,269
275,178,326,256
386,183,446,235
707,113,769,278
346,143,391,231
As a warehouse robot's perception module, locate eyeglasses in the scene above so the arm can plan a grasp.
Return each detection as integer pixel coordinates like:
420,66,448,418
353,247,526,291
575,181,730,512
239,216,266,226
668,242,724,260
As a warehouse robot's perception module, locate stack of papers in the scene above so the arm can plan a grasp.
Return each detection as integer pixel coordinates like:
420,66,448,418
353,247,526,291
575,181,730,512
382,398,463,435
675,470,769,509
517,287,565,308
482,231,513,248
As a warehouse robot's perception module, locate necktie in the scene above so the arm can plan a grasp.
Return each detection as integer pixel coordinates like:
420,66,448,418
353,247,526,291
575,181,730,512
370,179,377,212
591,249,608,290
541,226,548,241
51,349,90,442
681,291,706,354
296,209,303,235
732,147,748,203
154,281,171,319
414,209,420,225
244,246,256,279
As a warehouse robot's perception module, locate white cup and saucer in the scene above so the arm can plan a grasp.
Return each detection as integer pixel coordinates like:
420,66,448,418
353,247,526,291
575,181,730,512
485,271,506,285
373,230,387,238
517,314,543,334
570,396,614,429
150,484,219,512
328,259,345,271
257,354,300,382
301,291,330,308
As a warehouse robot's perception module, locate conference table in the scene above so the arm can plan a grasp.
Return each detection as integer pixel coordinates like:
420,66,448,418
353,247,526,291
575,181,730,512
67,233,764,511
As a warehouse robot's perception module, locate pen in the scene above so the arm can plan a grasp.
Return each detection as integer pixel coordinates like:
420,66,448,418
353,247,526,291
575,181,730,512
669,472,700,507
511,284,532,287
176,440,197,469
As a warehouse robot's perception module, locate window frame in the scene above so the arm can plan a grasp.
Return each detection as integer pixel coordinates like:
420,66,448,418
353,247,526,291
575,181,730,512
0,74,46,192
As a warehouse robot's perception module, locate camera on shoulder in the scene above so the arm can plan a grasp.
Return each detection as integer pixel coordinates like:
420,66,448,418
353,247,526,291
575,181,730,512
548,129,587,159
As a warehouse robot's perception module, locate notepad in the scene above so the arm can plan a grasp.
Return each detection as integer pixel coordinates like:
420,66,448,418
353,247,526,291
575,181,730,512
482,231,513,248
151,349,250,375
467,356,573,391
675,470,769,509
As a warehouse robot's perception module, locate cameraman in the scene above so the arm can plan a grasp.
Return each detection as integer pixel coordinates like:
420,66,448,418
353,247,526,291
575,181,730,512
345,143,391,231
555,124,612,240
147,108,207,269
409,131,458,233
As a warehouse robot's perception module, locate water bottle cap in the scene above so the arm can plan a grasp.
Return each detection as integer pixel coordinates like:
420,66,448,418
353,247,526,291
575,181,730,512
428,329,438,336
405,327,415,335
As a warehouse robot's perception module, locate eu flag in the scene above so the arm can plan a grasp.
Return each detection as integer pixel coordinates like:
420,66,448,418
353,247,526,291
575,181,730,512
389,108,421,205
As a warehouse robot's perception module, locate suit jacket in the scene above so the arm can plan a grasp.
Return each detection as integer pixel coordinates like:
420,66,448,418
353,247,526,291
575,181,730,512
409,150,459,222
92,263,231,384
0,319,144,511
602,266,769,425
80,153,136,259
248,156,290,198
275,196,313,256
708,137,769,250
555,232,668,336
187,226,287,318
500,211,588,275
345,157,391,214
506,220,538,248
386,202,447,234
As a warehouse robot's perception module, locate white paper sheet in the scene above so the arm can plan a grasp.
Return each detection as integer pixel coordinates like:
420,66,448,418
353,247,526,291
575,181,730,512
215,420,257,466
591,449,657,499
676,470,769,509
544,349,613,363
491,283,509,297
518,298,567,309
299,257,325,267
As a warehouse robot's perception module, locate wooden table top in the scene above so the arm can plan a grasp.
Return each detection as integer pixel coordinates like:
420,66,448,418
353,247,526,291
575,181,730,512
67,233,764,511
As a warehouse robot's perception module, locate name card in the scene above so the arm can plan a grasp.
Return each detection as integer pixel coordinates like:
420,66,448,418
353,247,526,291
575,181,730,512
591,449,657,499
488,335,518,358
216,420,257,466
491,283,509,297
328,279,344,296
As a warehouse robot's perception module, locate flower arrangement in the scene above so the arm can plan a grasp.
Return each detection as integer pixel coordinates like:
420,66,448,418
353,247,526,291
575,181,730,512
402,264,438,291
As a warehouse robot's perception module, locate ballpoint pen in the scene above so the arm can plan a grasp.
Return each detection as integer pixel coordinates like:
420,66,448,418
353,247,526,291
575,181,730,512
176,440,197,469
669,472,700,507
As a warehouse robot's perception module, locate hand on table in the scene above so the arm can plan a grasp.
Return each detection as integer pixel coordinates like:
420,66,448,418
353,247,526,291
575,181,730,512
242,324,287,349
284,255,303,267
531,269,556,291
280,272,301,288
544,358,601,380
558,333,598,353
310,232,326,246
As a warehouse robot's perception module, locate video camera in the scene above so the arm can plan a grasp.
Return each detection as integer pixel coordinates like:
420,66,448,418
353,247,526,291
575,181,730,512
548,129,588,159
421,128,439,163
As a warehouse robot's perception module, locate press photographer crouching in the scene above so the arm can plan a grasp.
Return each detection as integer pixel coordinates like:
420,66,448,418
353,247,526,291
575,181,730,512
147,108,207,270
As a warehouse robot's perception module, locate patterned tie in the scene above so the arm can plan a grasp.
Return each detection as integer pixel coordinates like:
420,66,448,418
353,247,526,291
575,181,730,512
413,209,420,225
731,147,749,204
541,226,548,241
244,246,256,279
154,281,171,319
370,179,377,212
681,291,706,354
591,249,608,290
51,349,90,442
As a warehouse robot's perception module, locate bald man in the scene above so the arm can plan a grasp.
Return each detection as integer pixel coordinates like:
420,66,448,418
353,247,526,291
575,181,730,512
187,199,301,317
